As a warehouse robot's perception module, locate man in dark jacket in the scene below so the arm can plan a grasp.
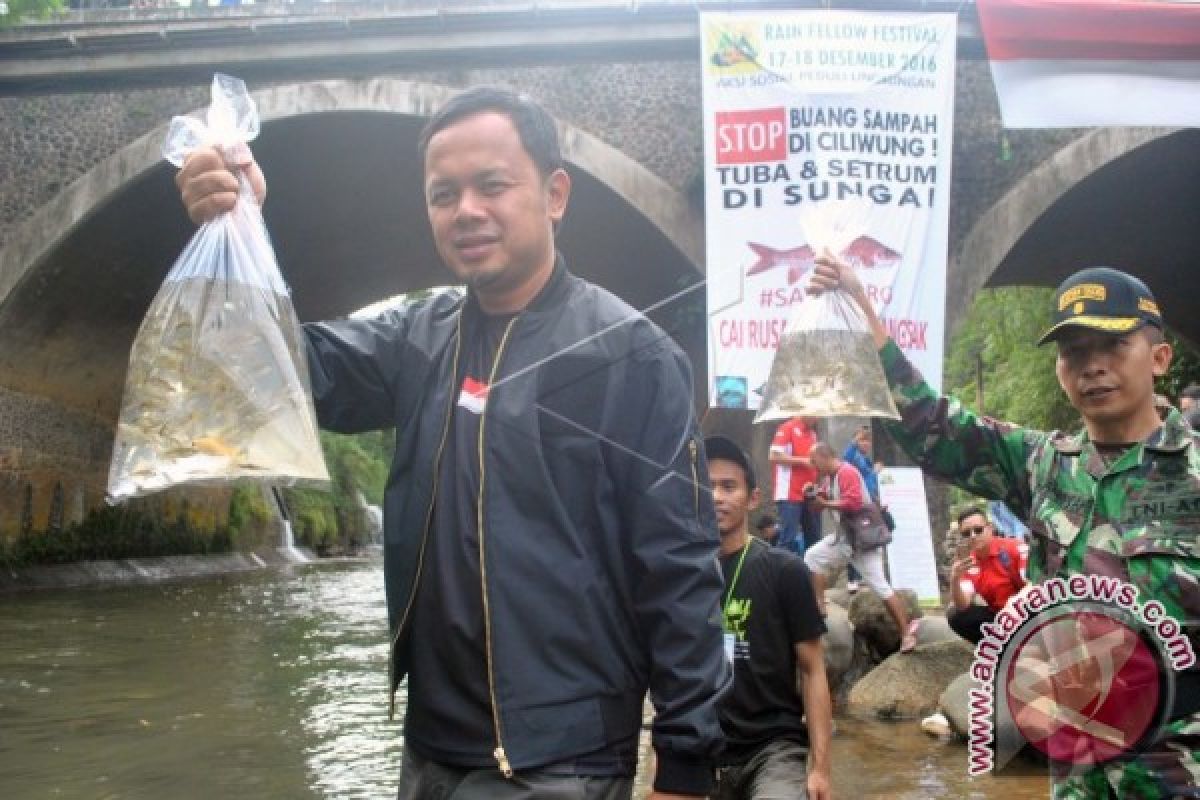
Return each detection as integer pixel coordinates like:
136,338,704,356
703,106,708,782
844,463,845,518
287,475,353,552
176,87,730,800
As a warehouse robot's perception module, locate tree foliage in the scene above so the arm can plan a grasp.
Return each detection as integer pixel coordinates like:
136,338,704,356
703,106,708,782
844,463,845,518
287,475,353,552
0,0,63,29
946,286,1200,432
282,429,392,554
945,286,1077,431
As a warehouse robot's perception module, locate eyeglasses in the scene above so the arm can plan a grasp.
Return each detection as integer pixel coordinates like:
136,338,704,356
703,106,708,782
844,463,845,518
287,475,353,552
962,525,988,537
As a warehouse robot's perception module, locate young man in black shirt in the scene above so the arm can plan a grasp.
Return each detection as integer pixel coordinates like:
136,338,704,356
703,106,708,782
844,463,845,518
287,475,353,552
704,436,832,800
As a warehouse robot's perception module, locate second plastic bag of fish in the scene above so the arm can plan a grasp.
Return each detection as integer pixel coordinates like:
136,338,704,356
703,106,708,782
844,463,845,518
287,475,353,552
106,74,330,503
755,281,900,423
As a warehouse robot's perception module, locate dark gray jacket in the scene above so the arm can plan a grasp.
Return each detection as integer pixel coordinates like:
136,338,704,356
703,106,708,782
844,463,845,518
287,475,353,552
302,259,729,790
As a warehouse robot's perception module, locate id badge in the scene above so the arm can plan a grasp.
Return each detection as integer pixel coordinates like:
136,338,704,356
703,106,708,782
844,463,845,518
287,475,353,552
724,632,736,664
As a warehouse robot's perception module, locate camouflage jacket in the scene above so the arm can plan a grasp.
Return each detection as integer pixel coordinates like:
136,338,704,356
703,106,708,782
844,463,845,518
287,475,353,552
877,340,1200,798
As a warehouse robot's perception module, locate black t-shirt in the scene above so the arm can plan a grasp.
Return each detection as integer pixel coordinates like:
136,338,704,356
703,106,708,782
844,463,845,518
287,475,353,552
718,537,826,764
405,312,513,766
403,312,632,775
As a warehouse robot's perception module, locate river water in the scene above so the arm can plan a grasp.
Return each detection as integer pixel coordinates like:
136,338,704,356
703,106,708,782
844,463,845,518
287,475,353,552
0,561,1053,799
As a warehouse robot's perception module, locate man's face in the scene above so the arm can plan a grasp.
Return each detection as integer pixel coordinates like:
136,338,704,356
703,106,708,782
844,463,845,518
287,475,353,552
709,459,759,537
854,429,872,455
1183,396,1196,412
812,450,835,476
424,111,569,305
959,513,993,555
1054,328,1171,430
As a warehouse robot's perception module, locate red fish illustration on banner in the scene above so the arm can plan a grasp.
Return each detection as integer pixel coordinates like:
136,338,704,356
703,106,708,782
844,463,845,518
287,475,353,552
745,236,900,284
840,236,902,269
745,243,816,285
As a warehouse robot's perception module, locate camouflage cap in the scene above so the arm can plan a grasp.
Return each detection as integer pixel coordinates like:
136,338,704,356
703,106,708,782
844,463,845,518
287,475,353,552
1037,267,1163,346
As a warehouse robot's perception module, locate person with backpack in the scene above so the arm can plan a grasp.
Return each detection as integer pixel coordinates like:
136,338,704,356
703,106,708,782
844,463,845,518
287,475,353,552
804,443,919,653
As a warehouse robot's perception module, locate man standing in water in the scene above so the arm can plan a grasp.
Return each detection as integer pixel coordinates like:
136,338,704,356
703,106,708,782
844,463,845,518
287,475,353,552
811,256,1200,798
704,435,831,800
177,88,729,799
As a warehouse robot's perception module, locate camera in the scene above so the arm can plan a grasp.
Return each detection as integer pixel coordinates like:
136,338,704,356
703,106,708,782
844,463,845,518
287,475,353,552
803,484,817,501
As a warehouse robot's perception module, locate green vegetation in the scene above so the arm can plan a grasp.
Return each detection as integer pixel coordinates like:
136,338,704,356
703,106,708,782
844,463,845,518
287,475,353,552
0,504,230,568
0,0,63,29
281,429,392,556
944,286,1077,431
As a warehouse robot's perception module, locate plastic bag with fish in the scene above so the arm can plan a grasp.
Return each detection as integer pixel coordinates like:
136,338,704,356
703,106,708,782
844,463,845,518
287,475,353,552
755,200,899,422
106,74,330,502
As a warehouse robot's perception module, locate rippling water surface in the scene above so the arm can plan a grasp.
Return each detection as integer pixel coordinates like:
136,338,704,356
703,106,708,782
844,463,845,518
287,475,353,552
0,560,1051,799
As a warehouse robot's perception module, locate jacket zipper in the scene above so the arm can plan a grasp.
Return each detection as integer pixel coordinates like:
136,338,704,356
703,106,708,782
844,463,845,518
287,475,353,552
479,315,521,778
388,313,464,720
689,437,700,520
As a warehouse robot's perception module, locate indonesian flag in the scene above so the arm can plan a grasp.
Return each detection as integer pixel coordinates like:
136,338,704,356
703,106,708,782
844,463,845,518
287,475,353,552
977,0,1200,128
458,376,489,415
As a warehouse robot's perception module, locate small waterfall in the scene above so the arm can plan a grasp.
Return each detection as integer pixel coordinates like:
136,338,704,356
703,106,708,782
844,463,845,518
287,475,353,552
356,490,384,547
272,488,309,563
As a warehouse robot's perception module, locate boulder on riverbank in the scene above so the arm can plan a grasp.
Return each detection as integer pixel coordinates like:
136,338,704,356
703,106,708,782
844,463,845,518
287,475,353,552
939,671,974,739
825,587,853,611
913,615,960,648
845,638,975,719
847,588,923,659
821,604,856,694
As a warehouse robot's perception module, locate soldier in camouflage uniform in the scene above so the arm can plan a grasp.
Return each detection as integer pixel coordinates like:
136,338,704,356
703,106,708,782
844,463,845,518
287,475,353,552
810,258,1200,799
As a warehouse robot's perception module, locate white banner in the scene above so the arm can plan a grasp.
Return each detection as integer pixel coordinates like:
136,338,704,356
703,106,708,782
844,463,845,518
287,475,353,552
701,10,957,411
879,467,941,607
978,0,1200,129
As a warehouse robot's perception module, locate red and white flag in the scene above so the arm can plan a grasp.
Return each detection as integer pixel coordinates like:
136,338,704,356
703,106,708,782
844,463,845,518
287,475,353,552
457,376,489,415
978,0,1200,128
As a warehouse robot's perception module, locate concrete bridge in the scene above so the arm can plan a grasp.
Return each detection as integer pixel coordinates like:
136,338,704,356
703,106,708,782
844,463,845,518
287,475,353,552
1,0,1198,536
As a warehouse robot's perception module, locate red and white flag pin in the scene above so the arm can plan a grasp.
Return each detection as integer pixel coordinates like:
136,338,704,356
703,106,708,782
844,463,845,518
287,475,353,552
458,376,489,415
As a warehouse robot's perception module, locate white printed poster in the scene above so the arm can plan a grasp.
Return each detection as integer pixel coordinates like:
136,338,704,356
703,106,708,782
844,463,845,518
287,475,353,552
879,466,941,607
701,10,958,411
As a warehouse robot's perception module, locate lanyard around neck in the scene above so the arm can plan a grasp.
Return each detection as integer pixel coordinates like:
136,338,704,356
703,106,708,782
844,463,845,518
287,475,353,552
723,537,755,613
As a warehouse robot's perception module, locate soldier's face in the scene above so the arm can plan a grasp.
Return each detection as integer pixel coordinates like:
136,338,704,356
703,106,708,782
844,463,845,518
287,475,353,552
1055,328,1171,429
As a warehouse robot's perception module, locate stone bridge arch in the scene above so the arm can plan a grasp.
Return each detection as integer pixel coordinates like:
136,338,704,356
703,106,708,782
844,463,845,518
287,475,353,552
0,78,705,530
951,126,1200,346
0,77,704,420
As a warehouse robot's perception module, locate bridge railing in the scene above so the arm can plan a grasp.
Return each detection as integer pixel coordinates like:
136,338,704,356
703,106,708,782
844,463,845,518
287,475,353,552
10,0,978,33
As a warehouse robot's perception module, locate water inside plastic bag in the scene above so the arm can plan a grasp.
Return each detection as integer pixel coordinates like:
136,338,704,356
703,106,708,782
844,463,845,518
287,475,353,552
107,277,328,501
755,327,898,421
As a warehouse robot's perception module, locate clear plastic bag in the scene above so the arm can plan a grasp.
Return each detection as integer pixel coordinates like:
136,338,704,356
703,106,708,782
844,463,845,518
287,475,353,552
755,200,900,422
106,74,330,503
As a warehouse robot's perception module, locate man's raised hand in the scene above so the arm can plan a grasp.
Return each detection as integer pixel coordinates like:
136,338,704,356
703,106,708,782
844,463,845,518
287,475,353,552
175,143,267,225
